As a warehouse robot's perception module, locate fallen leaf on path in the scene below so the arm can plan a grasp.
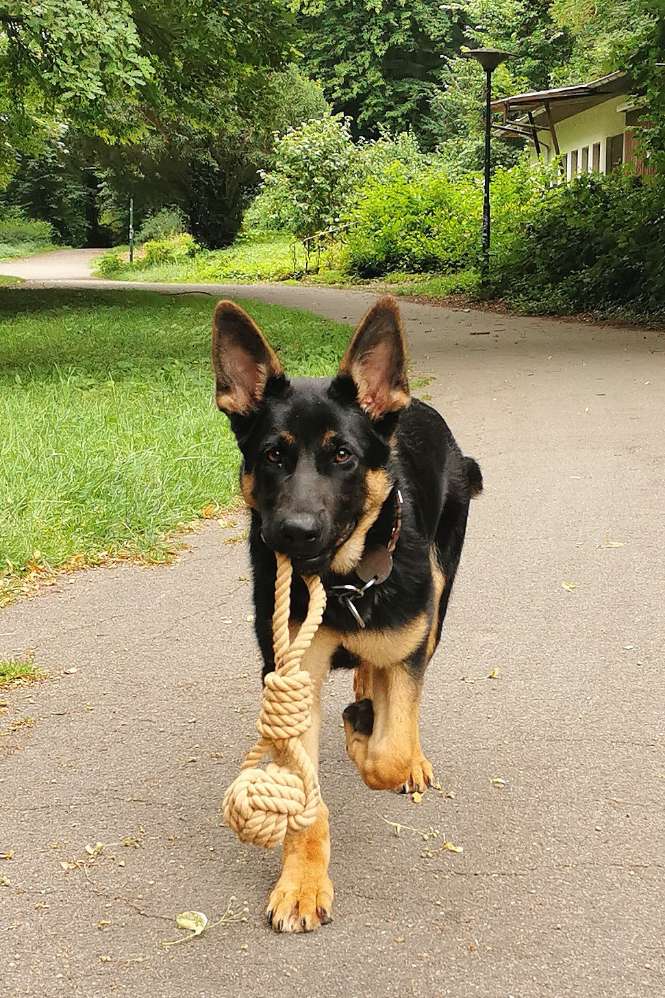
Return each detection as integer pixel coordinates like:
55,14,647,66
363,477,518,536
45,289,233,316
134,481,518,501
0,850,14,860
162,910,209,947
490,777,508,788
561,581,577,592
601,539,624,549
487,668,500,680
411,791,423,804
85,842,105,858
0,874,10,886
441,841,463,854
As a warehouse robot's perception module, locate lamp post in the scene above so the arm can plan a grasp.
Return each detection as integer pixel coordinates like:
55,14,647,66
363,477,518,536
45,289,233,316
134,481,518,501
461,48,512,280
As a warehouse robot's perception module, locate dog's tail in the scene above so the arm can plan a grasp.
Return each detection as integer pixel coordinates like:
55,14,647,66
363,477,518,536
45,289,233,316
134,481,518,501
464,456,483,497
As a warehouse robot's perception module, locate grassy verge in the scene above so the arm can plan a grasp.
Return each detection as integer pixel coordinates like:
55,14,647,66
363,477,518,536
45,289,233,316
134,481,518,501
0,658,44,689
0,288,352,606
0,242,59,261
95,233,347,285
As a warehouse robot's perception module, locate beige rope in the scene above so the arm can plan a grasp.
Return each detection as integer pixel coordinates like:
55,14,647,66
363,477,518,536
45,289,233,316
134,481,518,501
222,552,327,848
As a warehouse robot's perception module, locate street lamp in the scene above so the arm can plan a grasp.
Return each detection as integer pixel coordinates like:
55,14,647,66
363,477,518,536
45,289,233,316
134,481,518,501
461,48,513,279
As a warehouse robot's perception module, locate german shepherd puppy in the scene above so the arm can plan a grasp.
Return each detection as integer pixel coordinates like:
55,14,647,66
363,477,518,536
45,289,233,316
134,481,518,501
212,296,482,933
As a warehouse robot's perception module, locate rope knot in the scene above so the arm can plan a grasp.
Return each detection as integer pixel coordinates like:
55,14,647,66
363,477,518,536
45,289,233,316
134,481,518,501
222,555,327,849
257,670,313,741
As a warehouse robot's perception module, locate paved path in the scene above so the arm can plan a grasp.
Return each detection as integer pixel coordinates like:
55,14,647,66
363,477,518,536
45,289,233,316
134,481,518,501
0,247,104,281
1,252,664,997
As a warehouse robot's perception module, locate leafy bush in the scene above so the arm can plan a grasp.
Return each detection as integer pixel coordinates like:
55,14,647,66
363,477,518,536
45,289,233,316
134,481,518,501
137,207,187,244
345,164,482,276
491,171,665,318
246,115,359,240
245,120,428,241
142,233,197,266
0,210,53,245
95,250,125,276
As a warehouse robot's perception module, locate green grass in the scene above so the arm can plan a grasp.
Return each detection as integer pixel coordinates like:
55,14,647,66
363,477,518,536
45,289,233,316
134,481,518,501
0,289,352,604
0,659,44,688
0,275,23,287
95,232,347,285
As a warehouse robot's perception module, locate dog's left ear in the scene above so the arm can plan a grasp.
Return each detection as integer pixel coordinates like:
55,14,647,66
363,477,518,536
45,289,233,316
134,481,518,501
337,296,410,420
212,300,283,415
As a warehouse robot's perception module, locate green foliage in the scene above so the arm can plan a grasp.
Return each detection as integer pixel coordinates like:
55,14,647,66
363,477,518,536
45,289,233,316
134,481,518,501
0,289,351,594
491,171,665,319
345,165,482,277
0,210,53,245
142,233,197,266
137,208,186,244
95,250,125,276
296,0,467,143
0,1,298,191
248,116,358,240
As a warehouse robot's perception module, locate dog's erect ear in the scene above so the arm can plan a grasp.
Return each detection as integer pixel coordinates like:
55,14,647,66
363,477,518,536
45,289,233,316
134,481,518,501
211,300,283,415
337,296,410,420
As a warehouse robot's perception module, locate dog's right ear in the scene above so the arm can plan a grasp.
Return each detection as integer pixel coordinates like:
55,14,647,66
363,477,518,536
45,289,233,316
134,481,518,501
211,300,283,416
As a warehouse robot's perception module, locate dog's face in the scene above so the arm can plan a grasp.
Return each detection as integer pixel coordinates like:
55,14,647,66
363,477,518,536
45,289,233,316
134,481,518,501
211,298,410,576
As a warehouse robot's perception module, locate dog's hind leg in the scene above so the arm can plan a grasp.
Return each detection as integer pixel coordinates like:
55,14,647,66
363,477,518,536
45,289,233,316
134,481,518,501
266,628,336,933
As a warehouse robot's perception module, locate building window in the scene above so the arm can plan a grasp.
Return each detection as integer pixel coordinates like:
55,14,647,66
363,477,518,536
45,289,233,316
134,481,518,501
592,142,601,172
581,146,589,173
607,133,624,173
569,149,579,178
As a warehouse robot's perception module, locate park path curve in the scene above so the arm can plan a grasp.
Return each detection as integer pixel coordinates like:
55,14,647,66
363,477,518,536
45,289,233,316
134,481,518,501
1,249,664,997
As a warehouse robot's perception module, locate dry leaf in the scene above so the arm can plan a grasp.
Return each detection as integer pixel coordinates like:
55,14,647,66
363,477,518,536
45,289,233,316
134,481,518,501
59,860,77,871
200,503,217,519
85,842,105,858
441,841,463,854
100,955,112,963
602,539,624,549
490,777,507,788
487,668,500,680
162,910,209,947
561,581,577,592
0,874,10,887
411,791,423,804
0,850,14,860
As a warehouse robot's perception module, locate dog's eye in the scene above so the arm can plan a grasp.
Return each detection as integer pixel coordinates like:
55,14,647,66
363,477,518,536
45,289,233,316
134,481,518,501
266,446,282,464
334,447,352,465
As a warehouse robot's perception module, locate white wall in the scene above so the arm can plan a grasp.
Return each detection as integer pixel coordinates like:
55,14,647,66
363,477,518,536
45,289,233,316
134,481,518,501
532,96,627,176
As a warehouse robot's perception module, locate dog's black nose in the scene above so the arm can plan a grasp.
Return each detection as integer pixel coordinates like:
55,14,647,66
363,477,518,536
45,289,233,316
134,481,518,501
278,514,320,553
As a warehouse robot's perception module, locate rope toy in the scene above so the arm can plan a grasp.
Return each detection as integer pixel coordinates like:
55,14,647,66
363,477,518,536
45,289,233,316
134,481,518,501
222,552,327,849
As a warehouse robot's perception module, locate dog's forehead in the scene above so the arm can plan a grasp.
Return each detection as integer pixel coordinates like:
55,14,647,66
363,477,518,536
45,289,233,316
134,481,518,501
272,378,349,443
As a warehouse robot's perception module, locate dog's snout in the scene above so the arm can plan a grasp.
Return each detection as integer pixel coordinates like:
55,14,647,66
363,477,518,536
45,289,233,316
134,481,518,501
278,513,320,552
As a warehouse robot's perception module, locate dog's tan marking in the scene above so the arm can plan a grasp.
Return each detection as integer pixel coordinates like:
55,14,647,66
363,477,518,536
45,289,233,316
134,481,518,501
267,626,336,932
331,612,428,667
280,430,296,446
344,664,425,790
353,660,374,701
321,429,337,447
426,547,446,661
330,467,392,574
240,471,257,509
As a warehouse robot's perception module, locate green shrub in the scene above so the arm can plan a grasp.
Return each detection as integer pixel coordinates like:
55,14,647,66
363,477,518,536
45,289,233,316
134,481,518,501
137,207,187,244
0,210,53,245
142,233,197,266
95,250,125,276
491,171,665,317
345,164,483,277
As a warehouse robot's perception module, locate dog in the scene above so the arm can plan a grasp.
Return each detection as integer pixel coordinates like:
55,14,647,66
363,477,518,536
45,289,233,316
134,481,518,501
212,295,482,933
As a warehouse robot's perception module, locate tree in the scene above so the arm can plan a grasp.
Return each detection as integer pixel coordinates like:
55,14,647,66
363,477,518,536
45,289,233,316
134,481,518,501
0,0,297,182
296,0,467,144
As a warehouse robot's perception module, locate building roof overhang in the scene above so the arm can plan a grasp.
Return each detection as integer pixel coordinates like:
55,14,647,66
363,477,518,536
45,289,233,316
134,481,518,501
491,71,631,130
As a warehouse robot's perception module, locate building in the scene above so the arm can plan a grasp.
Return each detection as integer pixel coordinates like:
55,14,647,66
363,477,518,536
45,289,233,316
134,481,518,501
492,71,654,180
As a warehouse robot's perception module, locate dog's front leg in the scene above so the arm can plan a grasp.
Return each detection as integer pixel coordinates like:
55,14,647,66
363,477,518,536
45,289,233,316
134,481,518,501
266,630,335,933
344,659,434,793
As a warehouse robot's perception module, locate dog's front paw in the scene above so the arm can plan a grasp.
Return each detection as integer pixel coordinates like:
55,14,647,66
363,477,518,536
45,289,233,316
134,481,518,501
267,871,334,933
400,754,435,794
